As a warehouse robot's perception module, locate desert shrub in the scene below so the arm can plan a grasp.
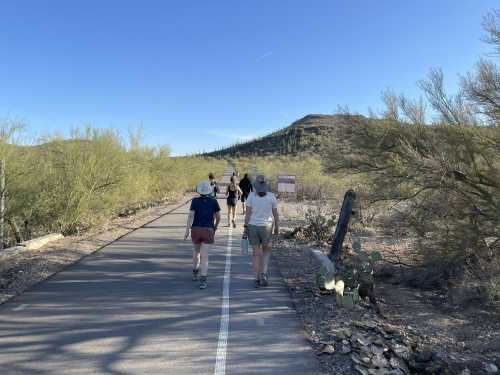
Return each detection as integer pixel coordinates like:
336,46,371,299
302,205,337,243
323,116,499,280
0,124,226,243
486,274,500,302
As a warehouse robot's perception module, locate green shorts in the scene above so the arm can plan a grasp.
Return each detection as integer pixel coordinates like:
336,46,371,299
248,224,272,247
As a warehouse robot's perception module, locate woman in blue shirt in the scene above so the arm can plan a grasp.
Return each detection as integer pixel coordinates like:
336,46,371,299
185,181,221,289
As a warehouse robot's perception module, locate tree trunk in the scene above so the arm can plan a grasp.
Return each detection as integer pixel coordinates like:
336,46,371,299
329,190,356,262
7,218,22,244
23,219,32,241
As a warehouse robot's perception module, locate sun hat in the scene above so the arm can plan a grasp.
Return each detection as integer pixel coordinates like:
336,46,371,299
196,181,214,196
254,175,269,193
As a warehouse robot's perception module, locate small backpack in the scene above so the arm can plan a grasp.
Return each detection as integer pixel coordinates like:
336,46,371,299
211,181,219,196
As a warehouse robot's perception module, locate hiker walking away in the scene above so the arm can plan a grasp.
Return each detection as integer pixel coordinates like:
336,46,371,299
185,181,221,289
226,175,243,228
238,173,253,214
244,175,279,288
208,172,219,198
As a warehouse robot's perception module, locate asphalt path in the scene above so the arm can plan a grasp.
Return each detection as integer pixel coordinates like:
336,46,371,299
0,168,321,374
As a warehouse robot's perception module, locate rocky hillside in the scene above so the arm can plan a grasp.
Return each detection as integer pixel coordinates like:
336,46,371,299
206,114,370,157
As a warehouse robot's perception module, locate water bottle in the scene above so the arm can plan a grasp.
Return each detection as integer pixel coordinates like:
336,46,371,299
241,235,249,255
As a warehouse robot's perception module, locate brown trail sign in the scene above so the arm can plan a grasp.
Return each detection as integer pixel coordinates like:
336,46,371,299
277,175,296,194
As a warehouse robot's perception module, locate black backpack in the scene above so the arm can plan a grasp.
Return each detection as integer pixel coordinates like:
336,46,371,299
211,181,219,195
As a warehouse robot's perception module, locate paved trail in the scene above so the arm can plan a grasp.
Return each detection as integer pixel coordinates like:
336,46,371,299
0,168,320,374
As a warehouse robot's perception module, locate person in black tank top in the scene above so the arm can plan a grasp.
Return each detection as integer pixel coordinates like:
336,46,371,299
225,176,242,228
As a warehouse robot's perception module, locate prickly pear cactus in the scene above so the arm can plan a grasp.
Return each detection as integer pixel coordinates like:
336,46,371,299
334,236,382,307
317,263,337,291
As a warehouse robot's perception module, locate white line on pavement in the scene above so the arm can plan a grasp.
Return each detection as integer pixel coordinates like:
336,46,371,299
12,304,28,311
214,227,233,375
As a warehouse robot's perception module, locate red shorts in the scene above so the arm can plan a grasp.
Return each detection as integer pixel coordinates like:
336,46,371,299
191,227,215,244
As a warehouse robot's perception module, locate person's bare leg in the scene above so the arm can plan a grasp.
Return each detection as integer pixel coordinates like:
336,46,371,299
227,206,231,226
252,246,263,279
242,202,246,215
262,244,272,275
259,243,272,286
192,243,202,280
231,205,236,226
200,245,209,276
198,244,209,289
193,243,202,270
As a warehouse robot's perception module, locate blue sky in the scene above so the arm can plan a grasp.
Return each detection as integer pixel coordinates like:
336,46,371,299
0,1,497,154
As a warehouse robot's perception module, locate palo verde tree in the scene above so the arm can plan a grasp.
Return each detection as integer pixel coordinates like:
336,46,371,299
323,10,500,294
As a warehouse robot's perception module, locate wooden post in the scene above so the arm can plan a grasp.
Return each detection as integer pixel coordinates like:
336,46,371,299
329,190,356,262
0,160,5,250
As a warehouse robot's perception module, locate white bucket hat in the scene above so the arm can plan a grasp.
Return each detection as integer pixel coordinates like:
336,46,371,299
196,180,214,196
254,175,269,193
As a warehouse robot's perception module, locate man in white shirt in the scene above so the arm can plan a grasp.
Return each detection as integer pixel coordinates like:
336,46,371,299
243,175,280,288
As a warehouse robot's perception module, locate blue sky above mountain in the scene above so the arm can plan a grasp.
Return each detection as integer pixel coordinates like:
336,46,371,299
0,1,497,154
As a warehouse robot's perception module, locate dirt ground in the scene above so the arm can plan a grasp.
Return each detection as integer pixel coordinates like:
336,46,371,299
0,197,191,305
273,201,500,375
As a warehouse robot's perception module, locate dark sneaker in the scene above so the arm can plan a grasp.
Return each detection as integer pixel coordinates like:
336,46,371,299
253,279,260,288
260,273,269,287
192,269,199,281
232,221,236,228
199,276,207,289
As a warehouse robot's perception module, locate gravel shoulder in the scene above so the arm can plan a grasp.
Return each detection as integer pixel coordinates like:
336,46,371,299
272,201,500,375
0,197,192,305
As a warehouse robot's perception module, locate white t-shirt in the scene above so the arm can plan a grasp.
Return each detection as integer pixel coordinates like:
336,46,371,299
247,192,278,226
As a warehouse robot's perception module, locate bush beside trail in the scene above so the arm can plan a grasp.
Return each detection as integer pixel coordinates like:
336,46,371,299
0,125,225,246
